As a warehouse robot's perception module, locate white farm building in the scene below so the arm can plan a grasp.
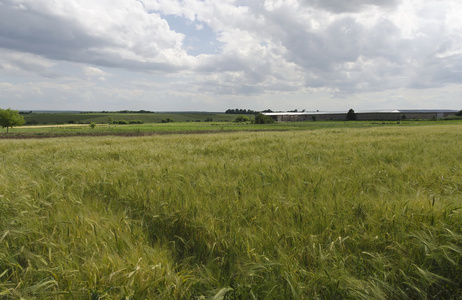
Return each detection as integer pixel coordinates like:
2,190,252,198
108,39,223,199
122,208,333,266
263,109,459,122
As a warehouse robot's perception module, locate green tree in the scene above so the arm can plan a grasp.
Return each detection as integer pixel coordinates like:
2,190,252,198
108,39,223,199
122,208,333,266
254,113,275,124
346,109,357,121
456,110,462,117
234,115,250,123
161,118,174,123
0,108,25,133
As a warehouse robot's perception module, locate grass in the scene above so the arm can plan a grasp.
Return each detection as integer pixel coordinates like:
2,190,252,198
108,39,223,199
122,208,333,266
5,119,462,138
1,124,462,298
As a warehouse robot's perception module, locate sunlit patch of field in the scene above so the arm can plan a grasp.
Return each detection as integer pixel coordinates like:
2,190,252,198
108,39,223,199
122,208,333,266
1,125,461,298
20,124,92,128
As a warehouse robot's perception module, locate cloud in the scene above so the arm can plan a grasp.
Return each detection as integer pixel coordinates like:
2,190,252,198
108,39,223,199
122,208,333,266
0,0,462,111
83,66,110,81
0,49,64,78
243,0,462,94
0,0,194,71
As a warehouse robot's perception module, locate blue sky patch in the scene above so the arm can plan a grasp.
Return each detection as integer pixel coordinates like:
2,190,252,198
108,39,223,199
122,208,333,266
162,15,223,56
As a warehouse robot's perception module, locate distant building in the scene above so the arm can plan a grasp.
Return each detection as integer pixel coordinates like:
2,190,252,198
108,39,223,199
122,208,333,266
263,110,458,122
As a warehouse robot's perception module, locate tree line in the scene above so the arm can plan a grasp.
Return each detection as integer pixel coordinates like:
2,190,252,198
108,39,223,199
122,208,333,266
82,110,156,114
225,108,273,114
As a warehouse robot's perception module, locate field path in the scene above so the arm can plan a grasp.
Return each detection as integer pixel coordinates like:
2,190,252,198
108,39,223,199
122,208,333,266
20,124,94,129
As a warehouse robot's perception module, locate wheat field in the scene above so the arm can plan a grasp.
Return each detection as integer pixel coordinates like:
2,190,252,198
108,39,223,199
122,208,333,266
1,125,462,299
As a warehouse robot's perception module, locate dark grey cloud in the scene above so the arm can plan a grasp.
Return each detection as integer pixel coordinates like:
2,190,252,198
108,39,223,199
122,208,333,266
280,16,367,71
0,0,189,72
300,0,399,13
406,53,462,89
0,50,64,79
0,3,108,61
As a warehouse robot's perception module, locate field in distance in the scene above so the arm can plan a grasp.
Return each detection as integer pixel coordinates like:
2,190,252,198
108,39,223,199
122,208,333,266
1,124,462,298
21,111,241,125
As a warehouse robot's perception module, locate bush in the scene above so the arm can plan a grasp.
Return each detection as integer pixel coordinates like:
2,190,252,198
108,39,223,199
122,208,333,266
129,120,144,124
234,115,250,123
118,120,129,124
161,118,174,123
254,113,275,124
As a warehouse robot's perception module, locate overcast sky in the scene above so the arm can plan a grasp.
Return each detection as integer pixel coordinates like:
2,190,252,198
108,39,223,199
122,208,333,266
0,0,461,112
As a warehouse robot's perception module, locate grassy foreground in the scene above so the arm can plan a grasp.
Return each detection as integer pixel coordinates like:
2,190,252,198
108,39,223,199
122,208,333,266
1,125,462,299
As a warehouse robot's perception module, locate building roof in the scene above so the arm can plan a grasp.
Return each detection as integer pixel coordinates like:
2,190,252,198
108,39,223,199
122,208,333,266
263,109,458,116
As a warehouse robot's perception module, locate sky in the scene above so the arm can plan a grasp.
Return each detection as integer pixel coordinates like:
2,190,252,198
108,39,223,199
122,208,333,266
0,0,461,112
